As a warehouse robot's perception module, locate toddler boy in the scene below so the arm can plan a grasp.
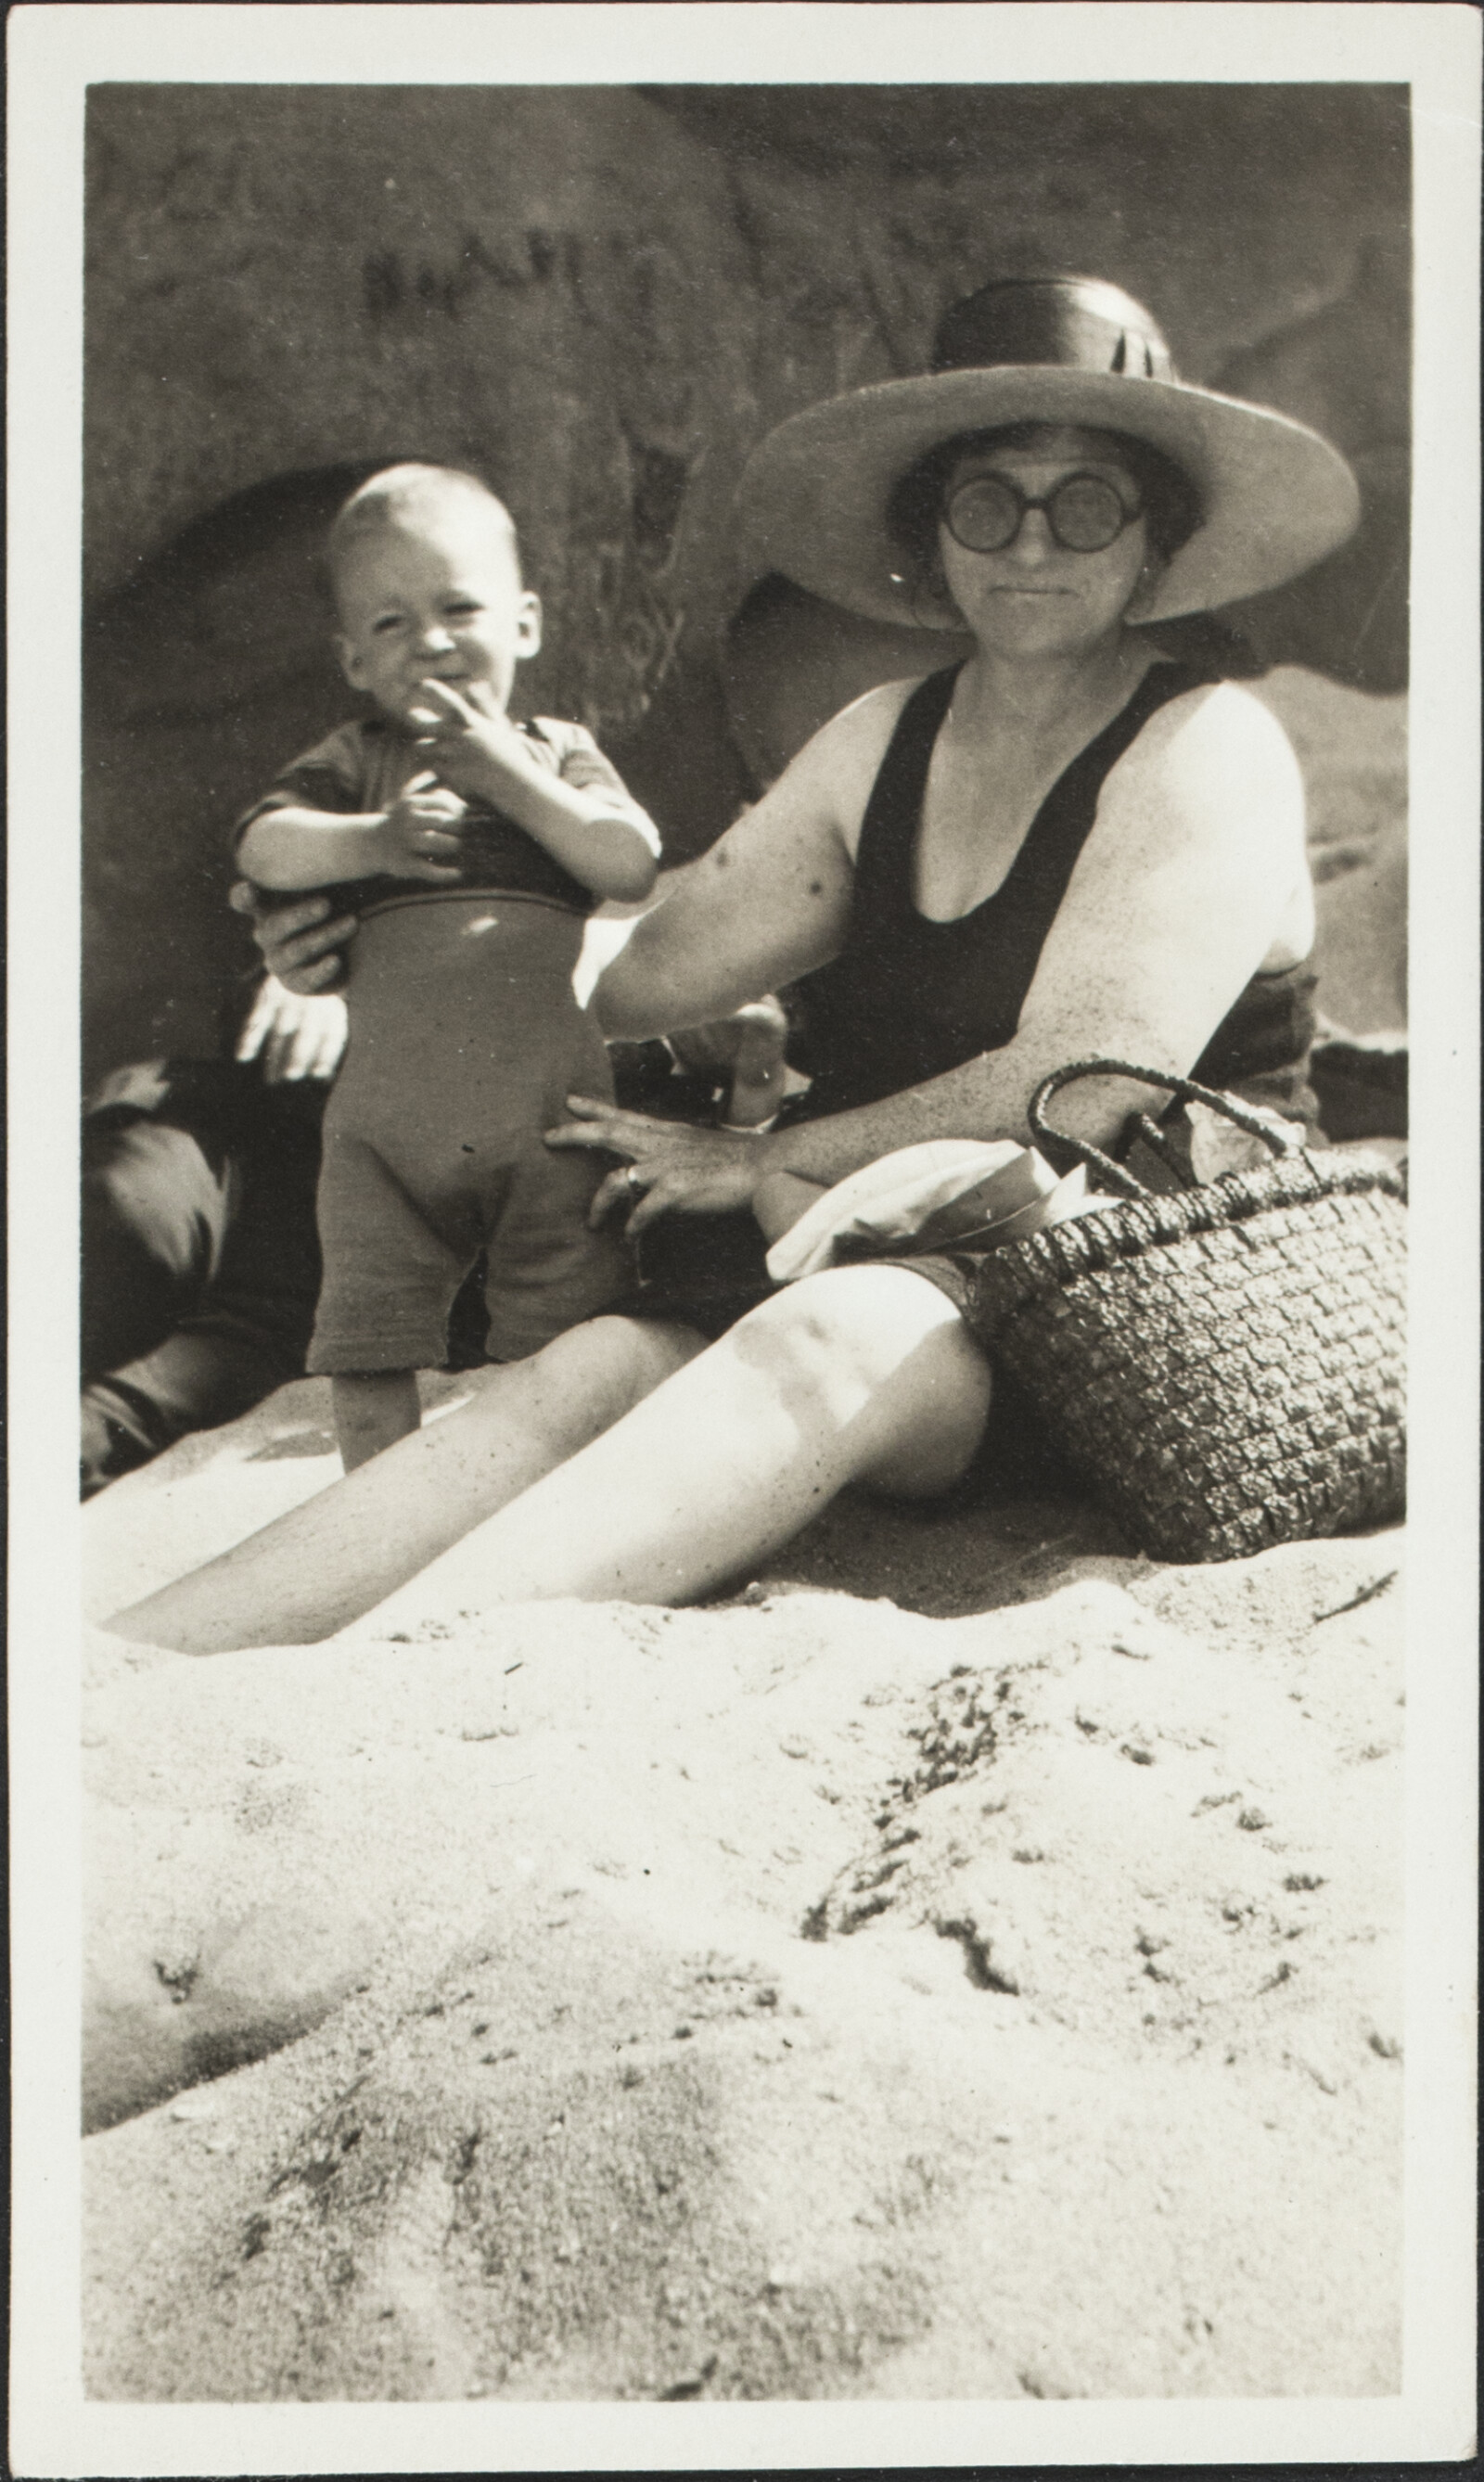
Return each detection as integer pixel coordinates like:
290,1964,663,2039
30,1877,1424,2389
236,464,660,1469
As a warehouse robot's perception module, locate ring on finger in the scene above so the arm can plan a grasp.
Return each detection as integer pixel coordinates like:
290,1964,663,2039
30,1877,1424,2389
626,1165,644,1196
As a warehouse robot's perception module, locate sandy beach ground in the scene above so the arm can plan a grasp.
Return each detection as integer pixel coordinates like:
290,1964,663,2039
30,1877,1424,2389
81,1376,1403,2402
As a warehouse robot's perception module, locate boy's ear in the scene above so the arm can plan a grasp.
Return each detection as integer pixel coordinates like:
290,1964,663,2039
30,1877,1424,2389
517,592,543,661
336,633,368,691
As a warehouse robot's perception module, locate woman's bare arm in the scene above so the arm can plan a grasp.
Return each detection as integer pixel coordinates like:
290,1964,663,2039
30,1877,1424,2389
592,689,897,1038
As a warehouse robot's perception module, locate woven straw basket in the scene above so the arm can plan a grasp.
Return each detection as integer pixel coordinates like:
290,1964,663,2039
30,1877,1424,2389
970,1061,1407,1564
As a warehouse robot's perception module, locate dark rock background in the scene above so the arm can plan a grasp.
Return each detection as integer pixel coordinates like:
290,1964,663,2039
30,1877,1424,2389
84,83,1410,1081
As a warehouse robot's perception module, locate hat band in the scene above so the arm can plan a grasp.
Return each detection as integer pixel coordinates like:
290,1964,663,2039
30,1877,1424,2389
930,281,1176,382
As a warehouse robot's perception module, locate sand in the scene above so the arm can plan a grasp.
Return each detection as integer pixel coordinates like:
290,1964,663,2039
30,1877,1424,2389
81,1379,1403,2401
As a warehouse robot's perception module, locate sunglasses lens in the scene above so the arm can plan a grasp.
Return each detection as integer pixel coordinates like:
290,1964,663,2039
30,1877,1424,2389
944,472,1137,555
944,477,1021,552
1047,477,1128,551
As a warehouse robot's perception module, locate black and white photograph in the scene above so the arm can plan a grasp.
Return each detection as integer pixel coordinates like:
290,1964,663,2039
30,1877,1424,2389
7,3,1478,2470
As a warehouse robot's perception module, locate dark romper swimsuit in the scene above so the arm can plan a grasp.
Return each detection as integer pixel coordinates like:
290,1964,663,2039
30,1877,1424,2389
625,661,1319,1371
237,718,630,1373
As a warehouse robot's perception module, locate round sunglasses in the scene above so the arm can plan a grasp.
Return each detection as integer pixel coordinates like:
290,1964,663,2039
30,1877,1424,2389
943,470,1145,557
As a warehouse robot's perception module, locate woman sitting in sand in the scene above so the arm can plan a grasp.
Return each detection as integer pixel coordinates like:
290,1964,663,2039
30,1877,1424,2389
114,275,1358,1656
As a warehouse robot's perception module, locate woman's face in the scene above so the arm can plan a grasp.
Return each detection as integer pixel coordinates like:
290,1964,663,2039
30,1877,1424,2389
934,426,1156,656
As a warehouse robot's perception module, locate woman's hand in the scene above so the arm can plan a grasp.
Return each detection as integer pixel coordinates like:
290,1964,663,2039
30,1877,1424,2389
546,1099,770,1237
235,974,349,1082
228,882,359,994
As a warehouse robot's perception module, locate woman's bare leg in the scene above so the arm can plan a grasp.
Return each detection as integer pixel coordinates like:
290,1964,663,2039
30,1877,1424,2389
109,1314,705,1653
354,1266,992,1634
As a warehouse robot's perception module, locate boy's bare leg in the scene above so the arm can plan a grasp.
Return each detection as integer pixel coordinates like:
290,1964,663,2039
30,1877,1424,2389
333,1370,422,1471
108,1313,704,1653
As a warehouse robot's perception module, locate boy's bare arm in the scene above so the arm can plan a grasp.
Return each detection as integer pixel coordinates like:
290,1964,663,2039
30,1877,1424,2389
236,806,392,890
236,783,467,890
407,682,660,903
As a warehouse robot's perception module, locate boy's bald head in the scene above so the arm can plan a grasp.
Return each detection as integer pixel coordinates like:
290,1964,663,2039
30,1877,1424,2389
328,465,522,604
328,463,541,725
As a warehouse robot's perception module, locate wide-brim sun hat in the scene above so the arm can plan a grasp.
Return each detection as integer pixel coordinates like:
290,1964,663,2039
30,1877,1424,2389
734,275,1361,629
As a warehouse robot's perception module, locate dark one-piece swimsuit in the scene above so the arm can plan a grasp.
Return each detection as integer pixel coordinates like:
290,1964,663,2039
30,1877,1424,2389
621,659,1319,1354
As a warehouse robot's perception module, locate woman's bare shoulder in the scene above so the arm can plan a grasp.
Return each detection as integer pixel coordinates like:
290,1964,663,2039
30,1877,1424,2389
787,673,935,847
794,672,927,754
1138,675,1298,768
1109,674,1303,829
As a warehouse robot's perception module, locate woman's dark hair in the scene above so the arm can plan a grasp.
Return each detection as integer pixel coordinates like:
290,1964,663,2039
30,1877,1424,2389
886,422,1203,613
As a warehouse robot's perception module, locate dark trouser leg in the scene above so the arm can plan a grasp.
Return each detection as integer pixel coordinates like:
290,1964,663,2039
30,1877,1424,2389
83,1113,232,1492
82,1114,232,1377
81,1087,324,1496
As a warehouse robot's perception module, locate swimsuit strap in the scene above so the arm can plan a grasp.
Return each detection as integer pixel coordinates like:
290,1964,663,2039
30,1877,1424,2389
850,666,963,920
851,659,1214,936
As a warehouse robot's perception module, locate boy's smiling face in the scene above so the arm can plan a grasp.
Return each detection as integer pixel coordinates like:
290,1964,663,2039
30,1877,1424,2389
334,505,542,729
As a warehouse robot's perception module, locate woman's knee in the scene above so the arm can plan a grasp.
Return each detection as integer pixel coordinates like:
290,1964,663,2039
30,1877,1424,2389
858,1351,992,1499
731,1264,991,1435
738,1262,961,1368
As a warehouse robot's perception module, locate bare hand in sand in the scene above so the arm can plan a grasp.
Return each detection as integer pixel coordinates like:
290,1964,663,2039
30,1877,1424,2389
548,1099,770,1235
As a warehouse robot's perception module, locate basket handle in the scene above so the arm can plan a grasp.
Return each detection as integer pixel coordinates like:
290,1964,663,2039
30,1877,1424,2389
1027,1058,1303,1198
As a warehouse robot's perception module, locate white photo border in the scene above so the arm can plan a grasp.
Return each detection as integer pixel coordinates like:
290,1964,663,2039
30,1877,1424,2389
7,5,1478,2471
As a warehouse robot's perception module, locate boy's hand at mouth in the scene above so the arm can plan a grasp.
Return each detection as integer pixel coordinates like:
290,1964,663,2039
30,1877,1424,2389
406,678,547,809
375,774,469,881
